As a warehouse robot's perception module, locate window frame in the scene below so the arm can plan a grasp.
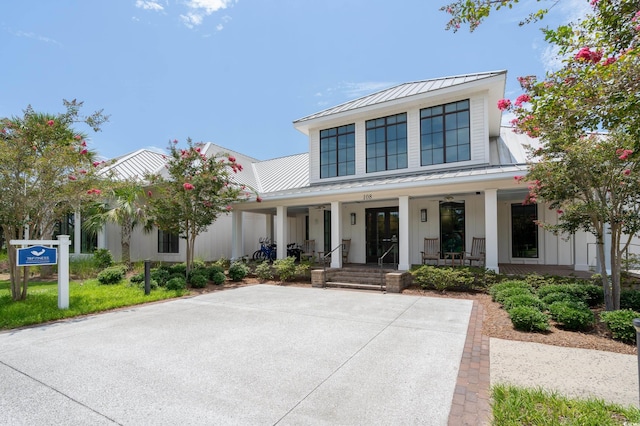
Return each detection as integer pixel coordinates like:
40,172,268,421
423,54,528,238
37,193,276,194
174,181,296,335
365,113,408,173
158,229,179,254
319,123,356,179
420,99,470,166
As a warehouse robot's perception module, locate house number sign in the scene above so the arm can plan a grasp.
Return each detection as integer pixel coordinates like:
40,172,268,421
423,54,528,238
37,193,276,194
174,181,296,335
363,193,373,200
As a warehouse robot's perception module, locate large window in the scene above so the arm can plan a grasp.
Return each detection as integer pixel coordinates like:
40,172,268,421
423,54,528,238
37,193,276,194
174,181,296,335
320,124,355,178
511,204,538,258
366,113,407,173
440,201,465,256
54,213,97,254
158,230,179,254
421,100,470,165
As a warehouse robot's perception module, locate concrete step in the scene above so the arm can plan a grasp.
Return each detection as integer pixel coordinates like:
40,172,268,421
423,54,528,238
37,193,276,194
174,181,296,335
325,281,386,292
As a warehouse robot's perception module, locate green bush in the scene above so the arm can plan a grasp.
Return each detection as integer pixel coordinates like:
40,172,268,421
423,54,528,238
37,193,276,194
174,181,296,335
412,265,474,292
488,280,532,302
213,257,231,270
540,291,584,307
166,277,186,291
620,290,640,312
129,272,145,284
502,294,546,312
228,262,248,281
536,283,603,307
494,287,533,305
600,309,640,344
548,301,594,330
254,261,274,281
168,263,187,276
93,248,113,269
97,265,127,285
151,268,170,287
189,273,208,288
295,263,311,280
133,279,158,291
508,306,550,332
191,259,206,270
274,257,297,282
207,265,225,281
211,271,226,285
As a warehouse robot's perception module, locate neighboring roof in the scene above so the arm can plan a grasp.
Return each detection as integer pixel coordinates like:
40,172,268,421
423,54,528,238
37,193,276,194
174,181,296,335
294,70,507,124
251,153,309,193
100,149,166,182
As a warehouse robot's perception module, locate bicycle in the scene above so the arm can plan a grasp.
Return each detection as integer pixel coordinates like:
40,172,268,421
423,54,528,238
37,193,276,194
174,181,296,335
252,237,277,262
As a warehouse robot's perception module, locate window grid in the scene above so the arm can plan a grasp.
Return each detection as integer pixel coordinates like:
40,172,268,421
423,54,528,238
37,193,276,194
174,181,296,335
320,124,355,178
365,113,407,173
420,100,470,166
158,230,179,254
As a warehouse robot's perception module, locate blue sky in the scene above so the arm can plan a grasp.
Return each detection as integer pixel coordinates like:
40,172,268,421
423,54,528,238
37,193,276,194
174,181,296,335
2,0,589,161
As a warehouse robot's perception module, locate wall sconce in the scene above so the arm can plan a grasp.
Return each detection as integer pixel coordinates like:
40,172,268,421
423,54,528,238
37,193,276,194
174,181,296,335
420,209,427,222
350,212,356,225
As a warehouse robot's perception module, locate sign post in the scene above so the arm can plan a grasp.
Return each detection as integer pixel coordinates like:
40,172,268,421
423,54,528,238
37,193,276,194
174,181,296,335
10,235,71,309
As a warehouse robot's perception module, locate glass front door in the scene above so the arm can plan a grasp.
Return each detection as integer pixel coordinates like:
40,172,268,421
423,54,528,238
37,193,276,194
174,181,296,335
365,207,399,264
440,201,465,256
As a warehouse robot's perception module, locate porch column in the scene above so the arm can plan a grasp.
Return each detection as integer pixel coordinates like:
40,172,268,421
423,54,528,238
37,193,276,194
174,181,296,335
276,206,288,260
97,227,106,250
484,189,499,273
265,213,274,245
74,210,82,255
398,195,410,271
330,201,342,268
231,210,244,261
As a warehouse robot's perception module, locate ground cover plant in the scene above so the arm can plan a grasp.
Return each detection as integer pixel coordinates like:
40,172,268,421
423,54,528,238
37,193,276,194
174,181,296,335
491,384,640,425
0,278,186,330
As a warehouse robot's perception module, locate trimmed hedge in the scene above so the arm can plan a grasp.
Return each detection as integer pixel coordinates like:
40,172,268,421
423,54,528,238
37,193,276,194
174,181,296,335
488,281,532,302
548,301,594,330
97,265,127,285
508,306,550,332
502,294,546,312
620,290,640,312
228,262,248,281
600,309,640,344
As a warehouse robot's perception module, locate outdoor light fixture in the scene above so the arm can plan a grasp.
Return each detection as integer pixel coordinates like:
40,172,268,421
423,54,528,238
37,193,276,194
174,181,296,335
420,209,427,222
350,212,356,225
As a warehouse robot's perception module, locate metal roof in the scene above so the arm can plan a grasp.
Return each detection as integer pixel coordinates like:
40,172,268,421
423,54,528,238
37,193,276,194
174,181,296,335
251,153,309,193
100,149,166,182
294,70,507,124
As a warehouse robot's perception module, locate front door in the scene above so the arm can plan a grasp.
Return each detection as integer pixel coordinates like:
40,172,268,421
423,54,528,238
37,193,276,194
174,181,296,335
365,207,399,264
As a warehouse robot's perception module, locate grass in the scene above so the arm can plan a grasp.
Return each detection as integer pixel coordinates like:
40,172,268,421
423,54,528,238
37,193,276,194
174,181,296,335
0,278,187,330
492,384,640,425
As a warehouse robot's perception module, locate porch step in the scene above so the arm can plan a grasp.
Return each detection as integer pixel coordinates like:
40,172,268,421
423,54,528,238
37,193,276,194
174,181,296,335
325,267,395,287
324,281,386,292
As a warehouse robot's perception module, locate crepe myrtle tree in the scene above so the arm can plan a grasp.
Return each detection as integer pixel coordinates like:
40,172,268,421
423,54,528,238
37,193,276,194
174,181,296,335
0,100,108,300
441,0,558,32
145,138,261,274
495,0,640,310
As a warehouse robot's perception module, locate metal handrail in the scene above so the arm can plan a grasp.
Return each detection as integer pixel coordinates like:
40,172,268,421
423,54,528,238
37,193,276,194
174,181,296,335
378,243,397,291
322,243,345,281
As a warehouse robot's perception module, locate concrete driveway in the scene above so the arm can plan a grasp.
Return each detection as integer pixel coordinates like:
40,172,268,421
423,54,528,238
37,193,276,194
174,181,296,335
0,285,472,425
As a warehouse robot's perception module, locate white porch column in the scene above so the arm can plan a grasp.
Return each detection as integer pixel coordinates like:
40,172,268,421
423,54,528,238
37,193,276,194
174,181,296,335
74,210,82,255
276,206,288,260
231,210,244,261
398,195,410,271
484,189,499,273
265,213,274,244
97,227,106,250
330,201,342,268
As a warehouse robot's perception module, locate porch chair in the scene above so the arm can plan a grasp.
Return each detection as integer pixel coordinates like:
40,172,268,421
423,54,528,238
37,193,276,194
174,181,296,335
301,239,316,262
421,237,441,266
463,237,486,267
341,239,351,264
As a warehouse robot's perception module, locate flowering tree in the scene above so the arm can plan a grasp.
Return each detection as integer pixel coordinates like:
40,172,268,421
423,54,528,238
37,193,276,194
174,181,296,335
441,0,558,31
495,0,640,310
146,139,260,274
0,100,108,300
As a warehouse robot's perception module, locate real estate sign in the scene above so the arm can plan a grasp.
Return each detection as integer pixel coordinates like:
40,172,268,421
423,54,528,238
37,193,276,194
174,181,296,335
17,245,58,266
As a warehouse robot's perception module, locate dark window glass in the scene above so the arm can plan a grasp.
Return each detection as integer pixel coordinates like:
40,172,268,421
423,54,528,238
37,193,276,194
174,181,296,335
421,100,470,165
320,124,355,178
440,201,465,256
158,230,179,254
365,113,407,173
511,204,538,258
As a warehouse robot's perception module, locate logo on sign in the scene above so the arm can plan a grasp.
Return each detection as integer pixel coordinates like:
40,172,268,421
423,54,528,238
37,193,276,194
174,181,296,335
17,245,58,266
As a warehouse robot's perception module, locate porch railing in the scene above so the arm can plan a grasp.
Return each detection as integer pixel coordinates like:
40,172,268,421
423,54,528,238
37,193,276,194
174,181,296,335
322,243,344,286
378,243,397,292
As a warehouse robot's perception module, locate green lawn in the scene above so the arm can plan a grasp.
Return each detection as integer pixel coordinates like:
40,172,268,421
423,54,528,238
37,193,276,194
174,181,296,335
0,278,186,330
492,384,640,425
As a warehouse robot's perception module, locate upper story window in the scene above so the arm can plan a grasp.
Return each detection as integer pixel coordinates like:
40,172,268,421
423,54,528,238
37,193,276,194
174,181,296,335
158,230,179,254
366,113,407,173
420,100,470,166
320,124,355,178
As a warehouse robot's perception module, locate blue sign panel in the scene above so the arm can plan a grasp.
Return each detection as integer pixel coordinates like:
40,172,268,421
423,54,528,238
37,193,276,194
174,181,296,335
17,245,58,266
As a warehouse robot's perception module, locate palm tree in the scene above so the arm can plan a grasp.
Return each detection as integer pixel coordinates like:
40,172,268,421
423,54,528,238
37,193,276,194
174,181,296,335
84,182,151,269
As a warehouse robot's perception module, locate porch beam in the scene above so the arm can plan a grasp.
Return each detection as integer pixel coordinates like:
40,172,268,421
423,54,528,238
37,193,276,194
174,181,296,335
484,189,499,273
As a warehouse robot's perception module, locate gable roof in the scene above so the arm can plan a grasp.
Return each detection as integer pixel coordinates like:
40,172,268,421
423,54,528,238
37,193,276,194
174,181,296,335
293,70,507,128
100,149,166,182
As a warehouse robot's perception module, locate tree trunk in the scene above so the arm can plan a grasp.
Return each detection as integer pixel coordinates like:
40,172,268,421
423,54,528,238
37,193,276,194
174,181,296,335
597,240,613,311
122,220,132,270
5,226,28,301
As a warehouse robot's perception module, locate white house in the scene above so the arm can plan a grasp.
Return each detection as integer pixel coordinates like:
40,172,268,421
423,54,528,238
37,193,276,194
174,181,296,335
92,70,612,273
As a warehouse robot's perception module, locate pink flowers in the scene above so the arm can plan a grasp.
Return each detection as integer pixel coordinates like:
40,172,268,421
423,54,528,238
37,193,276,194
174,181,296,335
79,169,87,174
80,149,88,155
147,191,153,197
497,99,512,111
514,94,530,107
228,155,236,163
557,210,564,215
602,56,617,66
68,175,77,181
256,196,263,203
225,205,232,211
183,182,195,191
514,176,525,182
47,120,54,126
92,161,101,167
74,134,82,140
624,169,632,176
575,47,602,63
87,188,102,195
617,149,633,160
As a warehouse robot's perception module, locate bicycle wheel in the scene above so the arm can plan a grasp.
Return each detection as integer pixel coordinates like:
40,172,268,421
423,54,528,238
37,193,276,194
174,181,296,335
252,250,263,260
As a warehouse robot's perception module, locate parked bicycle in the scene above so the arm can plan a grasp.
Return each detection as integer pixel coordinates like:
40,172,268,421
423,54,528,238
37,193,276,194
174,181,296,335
252,237,277,261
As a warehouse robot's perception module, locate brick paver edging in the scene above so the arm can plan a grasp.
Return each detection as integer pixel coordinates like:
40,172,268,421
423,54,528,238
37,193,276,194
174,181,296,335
448,301,491,425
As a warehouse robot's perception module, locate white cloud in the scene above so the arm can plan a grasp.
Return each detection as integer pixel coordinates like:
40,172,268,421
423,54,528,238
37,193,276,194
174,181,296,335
11,30,62,47
181,0,237,28
135,0,164,11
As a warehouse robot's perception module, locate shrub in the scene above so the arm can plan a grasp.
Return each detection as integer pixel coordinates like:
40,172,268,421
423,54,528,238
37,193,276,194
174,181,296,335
502,294,546,312
620,290,640,312
540,291,584,306
166,277,186,291
494,287,533,305
151,268,170,287
274,257,297,282
189,273,208,288
97,265,127,285
295,263,311,280
133,279,158,291
508,306,550,332
93,248,113,269
488,281,532,302
168,263,187,276
580,284,604,306
191,259,206,270
129,272,145,284
254,261,274,281
207,265,225,281
214,257,231,270
412,265,474,292
600,309,640,344
536,283,603,307
228,262,248,281
548,301,594,330
211,271,226,285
